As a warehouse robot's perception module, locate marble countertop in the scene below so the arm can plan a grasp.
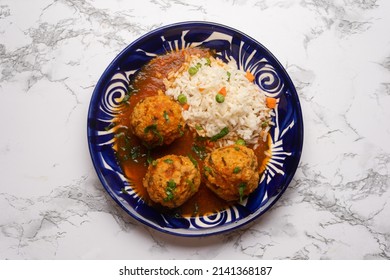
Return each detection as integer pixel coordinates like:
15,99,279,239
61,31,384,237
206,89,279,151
1,0,389,260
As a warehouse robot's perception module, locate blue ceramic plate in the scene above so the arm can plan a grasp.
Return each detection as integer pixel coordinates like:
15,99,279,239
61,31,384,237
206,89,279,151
87,22,303,237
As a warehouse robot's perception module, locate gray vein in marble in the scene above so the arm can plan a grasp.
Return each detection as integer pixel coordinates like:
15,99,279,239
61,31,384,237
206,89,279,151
254,0,268,10
231,229,275,258
344,0,378,10
294,66,363,146
0,175,139,258
380,83,390,95
339,91,365,141
345,169,388,199
378,55,390,72
286,64,316,102
300,0,379,50
293,167,390,258
62,0,161,35
63,81,81,122
150,0,207,13
0,0,159,89
370,82,390,107
336,19,373,36
0,5,10,19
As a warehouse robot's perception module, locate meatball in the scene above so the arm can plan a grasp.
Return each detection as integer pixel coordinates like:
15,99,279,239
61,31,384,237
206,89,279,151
143,155,200,208
203,145,259,202
130,95,185,147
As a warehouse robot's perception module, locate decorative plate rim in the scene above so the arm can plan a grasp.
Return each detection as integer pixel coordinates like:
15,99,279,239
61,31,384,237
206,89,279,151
87,21,304,237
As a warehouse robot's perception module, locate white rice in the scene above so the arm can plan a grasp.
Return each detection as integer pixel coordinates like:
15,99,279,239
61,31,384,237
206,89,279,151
164,54,273,147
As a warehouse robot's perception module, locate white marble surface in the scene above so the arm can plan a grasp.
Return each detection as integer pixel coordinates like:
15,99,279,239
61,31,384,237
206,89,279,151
1,0,389,260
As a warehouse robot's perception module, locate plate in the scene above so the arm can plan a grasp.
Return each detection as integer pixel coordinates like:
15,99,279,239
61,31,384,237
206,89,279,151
87,21,303,237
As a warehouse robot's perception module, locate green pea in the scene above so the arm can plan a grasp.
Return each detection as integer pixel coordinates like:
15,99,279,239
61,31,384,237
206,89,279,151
261,121,269,128
215,93,225,103
235,139,246,146
188,66,198,76
177,94,187,104
238,182,247,202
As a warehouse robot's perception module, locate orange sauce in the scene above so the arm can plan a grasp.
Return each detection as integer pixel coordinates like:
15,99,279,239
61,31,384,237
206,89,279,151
112,48,270,217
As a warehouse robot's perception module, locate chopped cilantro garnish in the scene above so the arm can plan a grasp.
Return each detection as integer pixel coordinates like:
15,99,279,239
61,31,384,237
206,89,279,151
193,203,199,215
121,188,129,195
192,144,207,160
233,166,241,174
186,179,196,192
144,124,157,134
238,182,247,202
104,122,116,131
144,124,163,145
187,154,198,169
210,127,229,142
130,146,141,161
204,166,212,173
114,132,125,138
163,110,170,122
164,180,177,202
178,124,184,137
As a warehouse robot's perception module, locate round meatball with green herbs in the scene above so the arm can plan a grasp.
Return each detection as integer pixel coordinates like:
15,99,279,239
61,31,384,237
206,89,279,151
130,95,185,147
203,144,259,202
143,155,200,208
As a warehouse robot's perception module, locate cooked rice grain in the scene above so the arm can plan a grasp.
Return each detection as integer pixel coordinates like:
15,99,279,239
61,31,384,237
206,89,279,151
165,55,273,147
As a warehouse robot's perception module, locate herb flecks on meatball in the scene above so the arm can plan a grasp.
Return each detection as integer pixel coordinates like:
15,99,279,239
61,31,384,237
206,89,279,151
143,155,200,208
130,95,185,147
203,145,259,202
